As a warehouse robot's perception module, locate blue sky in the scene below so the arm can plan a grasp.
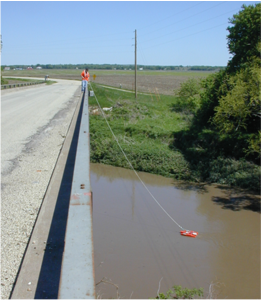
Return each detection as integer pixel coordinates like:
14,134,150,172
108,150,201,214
1,1,259,66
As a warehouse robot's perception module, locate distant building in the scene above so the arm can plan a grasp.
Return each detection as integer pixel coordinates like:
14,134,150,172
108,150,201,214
36,66,42,69
27,67,33,70
4,67,10,70
139,68,143,71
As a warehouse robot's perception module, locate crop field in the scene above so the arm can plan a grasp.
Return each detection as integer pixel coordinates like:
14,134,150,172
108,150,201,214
2,69,215,95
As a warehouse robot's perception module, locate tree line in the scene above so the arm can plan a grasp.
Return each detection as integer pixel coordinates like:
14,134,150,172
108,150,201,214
2,63,225,71
171,3,260,191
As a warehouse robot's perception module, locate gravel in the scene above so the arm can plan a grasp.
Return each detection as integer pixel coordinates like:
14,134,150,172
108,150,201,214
1,86,81,299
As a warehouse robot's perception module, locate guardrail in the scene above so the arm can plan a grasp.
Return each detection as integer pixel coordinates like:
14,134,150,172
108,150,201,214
1,81,46,89
58,83,95,298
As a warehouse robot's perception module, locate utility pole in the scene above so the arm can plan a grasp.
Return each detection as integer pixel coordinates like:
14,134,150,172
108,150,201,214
135,29,137,99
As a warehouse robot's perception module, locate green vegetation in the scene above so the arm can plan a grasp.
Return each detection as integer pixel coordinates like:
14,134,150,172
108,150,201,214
227,4,261,72
170,3,261,191
89,84,192,181
4,77,44,82
1,76,8,85
1,77,56,87
45,80,57,85
172,78,201,113
1,76,56,88
89,4,260,192
154,285,204,299
1,66,8,84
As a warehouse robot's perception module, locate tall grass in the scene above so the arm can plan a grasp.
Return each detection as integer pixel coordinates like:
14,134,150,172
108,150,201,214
89,83,260,192
89,83,191,180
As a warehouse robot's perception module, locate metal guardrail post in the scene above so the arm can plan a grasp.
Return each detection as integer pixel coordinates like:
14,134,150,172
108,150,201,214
58,83,95,299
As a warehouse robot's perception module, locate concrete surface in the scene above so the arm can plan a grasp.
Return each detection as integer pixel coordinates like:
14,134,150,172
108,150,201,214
1,79,81,299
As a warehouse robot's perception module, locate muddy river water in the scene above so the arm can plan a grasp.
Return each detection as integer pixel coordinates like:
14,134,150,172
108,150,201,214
91,163,260,299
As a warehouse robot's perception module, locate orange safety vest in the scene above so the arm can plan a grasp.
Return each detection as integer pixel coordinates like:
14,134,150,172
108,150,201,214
81,70,90,81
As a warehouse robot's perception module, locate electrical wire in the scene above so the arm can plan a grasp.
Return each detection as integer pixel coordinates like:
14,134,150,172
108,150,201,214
140,21,228,50
138,1,225,38
137,1,204,31
88,82,187,231
141,8,239,44
139,43,149,66
4,3,230,63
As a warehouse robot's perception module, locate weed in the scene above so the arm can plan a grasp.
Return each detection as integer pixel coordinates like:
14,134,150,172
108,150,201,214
155,285,204,299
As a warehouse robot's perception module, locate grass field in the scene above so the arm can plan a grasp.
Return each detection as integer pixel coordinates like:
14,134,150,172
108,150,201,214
2,69,214,95
3,77,44,84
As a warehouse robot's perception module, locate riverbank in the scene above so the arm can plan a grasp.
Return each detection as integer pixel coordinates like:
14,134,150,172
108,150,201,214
88,82,260,198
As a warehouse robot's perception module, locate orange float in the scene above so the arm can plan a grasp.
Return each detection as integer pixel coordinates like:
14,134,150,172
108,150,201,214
180,230,198,238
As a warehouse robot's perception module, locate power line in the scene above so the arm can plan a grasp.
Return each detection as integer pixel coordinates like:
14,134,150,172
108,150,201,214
139,43,148,66
137,1,204,31
141,7,238,44
140,21,228,50
138,1,226,38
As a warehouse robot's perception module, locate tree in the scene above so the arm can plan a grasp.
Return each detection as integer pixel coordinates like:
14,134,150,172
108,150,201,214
213,60,261,157
175,3,261,162
213,63,260,132
193,69,230,128
227,3,261,72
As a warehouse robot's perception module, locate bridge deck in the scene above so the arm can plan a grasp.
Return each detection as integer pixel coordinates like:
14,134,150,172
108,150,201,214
11,86,95,299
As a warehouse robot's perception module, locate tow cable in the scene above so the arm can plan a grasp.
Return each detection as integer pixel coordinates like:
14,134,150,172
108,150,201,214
89,83,198,238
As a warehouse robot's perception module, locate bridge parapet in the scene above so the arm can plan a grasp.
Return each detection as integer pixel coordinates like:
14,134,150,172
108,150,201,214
58,84,95,298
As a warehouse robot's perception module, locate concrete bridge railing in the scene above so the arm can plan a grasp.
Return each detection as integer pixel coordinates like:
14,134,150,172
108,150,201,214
58,83,95,298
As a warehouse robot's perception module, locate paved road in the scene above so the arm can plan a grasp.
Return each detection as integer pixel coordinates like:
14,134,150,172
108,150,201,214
1,78,81,299
1,78,80,174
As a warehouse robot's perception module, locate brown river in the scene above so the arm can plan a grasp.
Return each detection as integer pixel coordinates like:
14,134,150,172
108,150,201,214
91,163,260,299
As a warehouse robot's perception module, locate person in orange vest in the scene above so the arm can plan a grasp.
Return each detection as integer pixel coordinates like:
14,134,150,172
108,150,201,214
81,67,90,91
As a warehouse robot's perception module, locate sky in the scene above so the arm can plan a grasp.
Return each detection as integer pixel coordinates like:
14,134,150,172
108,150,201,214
1,1,259,67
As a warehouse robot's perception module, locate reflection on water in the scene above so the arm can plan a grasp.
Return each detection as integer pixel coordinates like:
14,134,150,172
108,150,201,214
91,163,260,299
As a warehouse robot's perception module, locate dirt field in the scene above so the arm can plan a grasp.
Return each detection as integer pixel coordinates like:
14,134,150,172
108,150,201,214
2,69,212,95
91,74,192,95
39,73,208,95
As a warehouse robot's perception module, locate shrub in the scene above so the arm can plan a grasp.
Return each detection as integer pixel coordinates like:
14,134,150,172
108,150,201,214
155,285,204,299
208,157,261,191
172,78,201,113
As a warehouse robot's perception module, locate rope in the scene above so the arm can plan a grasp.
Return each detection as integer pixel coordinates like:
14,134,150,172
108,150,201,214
88,82,186,231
